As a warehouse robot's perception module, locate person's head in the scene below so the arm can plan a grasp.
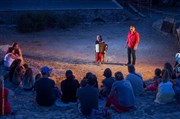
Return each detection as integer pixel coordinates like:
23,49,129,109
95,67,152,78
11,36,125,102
154,68,161,77
12,42,19,49
130,24,136,33
162,69,169,83
8,47,14,53
23,63,29,70
115,71,124,81
96,34,102,42
103,68,112,78
41,66,52,77
87,74,97,86
164,62,173,72
128,64,135,73
35,73,42,81
25,68,33,78
80,78,88,87
15,65,25,76
84,72,93,79
65,70,75,79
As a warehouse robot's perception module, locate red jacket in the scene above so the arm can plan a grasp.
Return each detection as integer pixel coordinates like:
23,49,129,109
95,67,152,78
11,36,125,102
127,31,140,49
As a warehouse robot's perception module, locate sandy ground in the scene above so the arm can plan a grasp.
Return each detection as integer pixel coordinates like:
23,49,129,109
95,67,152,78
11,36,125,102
0,9,180,119
0,12,180,87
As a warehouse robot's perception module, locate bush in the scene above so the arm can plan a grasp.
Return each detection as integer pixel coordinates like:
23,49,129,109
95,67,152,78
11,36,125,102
59,14,79,29
17,12,57,33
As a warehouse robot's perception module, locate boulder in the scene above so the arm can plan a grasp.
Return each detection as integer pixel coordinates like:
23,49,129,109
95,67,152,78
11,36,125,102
161,17,174,33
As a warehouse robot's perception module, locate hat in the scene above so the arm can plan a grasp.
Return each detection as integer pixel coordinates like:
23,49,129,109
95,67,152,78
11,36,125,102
41,66,52,73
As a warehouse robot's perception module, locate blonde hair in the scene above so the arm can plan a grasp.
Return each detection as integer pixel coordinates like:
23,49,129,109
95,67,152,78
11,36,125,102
162,69,169,83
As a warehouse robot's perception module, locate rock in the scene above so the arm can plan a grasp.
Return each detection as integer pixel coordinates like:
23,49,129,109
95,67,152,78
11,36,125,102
161,17,174,33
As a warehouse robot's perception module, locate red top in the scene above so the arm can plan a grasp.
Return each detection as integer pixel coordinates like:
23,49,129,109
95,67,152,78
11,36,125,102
0,87,11,115
127,31,140,49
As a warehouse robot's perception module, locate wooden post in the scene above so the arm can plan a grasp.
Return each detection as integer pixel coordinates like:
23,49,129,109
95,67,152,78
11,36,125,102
1,77,4,115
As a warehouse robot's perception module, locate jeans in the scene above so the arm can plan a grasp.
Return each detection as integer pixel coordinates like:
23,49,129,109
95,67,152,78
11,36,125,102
127,47,136,65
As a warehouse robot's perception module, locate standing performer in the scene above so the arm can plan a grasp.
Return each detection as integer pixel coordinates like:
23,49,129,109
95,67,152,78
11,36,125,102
95,35,107,65
126,25,140,65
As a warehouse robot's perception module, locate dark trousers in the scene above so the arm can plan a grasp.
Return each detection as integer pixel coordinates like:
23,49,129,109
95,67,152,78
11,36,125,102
127,47,136,65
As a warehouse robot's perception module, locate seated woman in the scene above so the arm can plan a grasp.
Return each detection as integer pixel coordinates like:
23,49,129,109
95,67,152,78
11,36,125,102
105,71,135,112
100,68,115,97
12,65,25,87
22,68,35,91
0,77,11,115
61,70,80,103
145,68,162,91
4,47,19,69
154,69,175,104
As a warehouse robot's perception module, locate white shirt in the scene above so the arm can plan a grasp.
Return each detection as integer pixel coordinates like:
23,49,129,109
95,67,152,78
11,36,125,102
4,53,15,68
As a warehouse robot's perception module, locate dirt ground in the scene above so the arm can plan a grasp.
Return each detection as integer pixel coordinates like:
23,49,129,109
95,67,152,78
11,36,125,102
0,13,180,87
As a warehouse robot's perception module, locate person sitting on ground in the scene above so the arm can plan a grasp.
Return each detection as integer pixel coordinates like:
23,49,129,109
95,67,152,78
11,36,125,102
9,59,21,82
154,69,175,104
164,62,176,79
126,64,144,96
61,70,80,103
76,74,99,116
7,43,24,64
105,71,135,112
12,65,25,87
22,68,35,91
171,72,180,104
100,68,115,97
145,68,162,91
4,47,19,69
0,76,11,115
34,66,59,106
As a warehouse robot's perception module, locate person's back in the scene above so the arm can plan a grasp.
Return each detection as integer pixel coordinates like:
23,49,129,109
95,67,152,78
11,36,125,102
22,68,35,91
126,73,144,96
61,78,80,103
112,80,135,107
101,77,115,96
35,77,55,106
77,85,99,116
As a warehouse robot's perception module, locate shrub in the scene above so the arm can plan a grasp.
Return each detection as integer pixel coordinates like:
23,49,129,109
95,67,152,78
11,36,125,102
59,14,79,29
17,12,57,33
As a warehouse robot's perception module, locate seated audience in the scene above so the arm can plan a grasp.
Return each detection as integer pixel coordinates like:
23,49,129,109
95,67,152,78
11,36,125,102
105,71,135,112
34,66,58,106
126,64,144,96
4,47,19,68
12,65,25,87
77,74,99,116
164,62,176,79
145,68,162,91
172,75,180,104
0,76,11,115
22,68,35,91
100,68,115,97
9,59,22,82
61,70,80,103
154,69,175,104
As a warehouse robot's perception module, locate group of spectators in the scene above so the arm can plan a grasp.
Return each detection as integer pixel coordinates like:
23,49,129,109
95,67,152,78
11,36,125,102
0,43,180,118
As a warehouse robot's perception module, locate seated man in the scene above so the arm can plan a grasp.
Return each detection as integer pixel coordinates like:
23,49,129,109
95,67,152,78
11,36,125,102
126,64,144,96
34,66,56,106
105,71,135,112
61,70,80,103
76,74,99,116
